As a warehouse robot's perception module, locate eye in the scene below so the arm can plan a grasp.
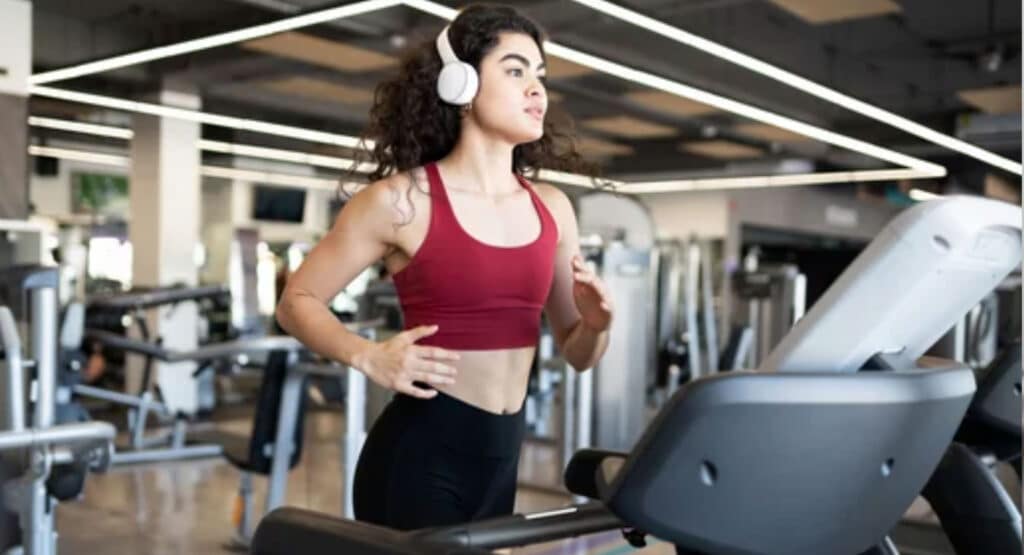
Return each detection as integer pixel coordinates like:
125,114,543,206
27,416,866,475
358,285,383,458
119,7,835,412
507,67,524,77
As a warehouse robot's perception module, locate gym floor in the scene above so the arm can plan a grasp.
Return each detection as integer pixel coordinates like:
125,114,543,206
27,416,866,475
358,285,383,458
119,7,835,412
55,407,674,554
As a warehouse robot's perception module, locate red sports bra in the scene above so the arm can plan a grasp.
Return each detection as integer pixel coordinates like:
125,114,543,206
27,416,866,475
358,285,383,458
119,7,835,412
391,162,559,350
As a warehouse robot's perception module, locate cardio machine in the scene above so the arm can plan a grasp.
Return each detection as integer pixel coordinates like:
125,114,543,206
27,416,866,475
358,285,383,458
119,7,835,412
251,196,1020,555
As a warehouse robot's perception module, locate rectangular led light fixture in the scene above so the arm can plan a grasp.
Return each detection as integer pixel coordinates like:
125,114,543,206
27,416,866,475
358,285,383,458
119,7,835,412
568,0,1021,175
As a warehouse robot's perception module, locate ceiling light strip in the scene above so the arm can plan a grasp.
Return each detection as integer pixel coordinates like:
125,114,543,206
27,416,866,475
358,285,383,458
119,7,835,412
28,116,134,139
626,168,933,193
28,145,130,167
28,0,942,184
908,189,941,201
199,165,339,190
198,139,379,172
28,142,931,194
402,0,941,177
25,0,947,192
29,0,403,85
28,144,342,190
543,42,943,175
569,0,1021,175
30,86,368,149
28,116,605,189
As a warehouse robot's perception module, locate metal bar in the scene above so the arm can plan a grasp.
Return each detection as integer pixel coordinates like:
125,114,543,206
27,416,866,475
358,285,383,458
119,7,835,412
576,368,593,451
31,287,57,429
793,273,807,324
88,284,229,310
85,320,382,365
266,353,303,513
683,241,703,378
71,384,171,415
0,306,26,431
0,421,115,451
344,327,374,519
110,444,222,465
84,329,170,360
26,284,58,555
700,241,719,373
0,422,114,452
344,366,366,519
561,362,575,474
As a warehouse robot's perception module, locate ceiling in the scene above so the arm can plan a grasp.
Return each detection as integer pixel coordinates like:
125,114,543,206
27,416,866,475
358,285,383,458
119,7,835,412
27,0,1023,194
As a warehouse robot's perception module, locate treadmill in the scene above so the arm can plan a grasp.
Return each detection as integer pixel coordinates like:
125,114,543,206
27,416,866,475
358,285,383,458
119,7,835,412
250,196,1021,555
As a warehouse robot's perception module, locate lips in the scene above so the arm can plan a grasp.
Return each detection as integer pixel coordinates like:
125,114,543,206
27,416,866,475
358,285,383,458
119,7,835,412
525,107,545,121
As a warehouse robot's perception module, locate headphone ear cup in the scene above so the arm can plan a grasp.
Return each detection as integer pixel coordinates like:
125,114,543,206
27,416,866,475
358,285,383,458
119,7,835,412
437,62,479,106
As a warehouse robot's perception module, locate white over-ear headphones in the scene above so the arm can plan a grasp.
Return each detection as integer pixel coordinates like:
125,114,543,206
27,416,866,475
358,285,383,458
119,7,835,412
435,25,479,106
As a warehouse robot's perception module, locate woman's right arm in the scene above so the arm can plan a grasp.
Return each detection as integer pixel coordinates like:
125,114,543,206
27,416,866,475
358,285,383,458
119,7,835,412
275,178,458,398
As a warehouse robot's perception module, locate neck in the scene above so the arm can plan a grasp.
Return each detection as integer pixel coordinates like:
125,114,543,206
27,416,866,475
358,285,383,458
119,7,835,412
438,122,517,194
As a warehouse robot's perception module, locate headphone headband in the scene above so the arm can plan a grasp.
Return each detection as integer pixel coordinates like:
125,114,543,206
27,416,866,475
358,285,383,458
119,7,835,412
435,25,459,64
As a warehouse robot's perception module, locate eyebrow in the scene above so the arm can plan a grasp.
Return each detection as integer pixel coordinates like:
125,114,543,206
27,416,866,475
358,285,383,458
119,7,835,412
500,53,546,71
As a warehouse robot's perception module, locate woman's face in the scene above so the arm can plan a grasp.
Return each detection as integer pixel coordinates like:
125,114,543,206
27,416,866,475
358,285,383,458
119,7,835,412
468,32,548,145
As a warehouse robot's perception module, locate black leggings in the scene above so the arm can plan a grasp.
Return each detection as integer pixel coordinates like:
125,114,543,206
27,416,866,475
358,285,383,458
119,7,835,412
353,391,525,530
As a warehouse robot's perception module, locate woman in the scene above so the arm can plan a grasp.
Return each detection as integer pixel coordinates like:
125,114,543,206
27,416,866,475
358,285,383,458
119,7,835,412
276,4,613,530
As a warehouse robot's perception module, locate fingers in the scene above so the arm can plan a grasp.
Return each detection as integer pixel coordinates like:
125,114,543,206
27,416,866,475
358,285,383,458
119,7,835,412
573,269,611,303
414,345,461,362
399,324,440,344
396,381,438,399
410,369,456,385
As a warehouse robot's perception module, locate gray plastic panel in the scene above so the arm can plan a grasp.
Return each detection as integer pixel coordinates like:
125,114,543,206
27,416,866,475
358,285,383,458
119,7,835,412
971,345,1022,436
605,368,975,555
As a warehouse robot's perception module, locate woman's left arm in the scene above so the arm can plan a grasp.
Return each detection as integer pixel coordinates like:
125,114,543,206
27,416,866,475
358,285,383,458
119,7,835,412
537,185,613,372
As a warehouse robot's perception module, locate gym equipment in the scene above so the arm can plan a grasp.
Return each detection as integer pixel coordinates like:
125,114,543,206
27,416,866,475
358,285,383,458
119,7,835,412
760,196,1020,374
81,320,380,545
248,196,1018,555
76,285,231,465
0,267,115,555
251,367,975,555
654,238,721,396
0,221,49,269
577,192,657,451
519,324,592,495
913,344,1022,554
895,281,1022,553
730,261,806,369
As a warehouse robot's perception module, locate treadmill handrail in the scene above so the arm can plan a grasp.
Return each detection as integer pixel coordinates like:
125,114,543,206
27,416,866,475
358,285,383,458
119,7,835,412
410,501,622,550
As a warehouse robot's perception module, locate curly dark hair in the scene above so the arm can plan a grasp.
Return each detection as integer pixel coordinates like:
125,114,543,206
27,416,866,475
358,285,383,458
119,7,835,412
347,3,599,193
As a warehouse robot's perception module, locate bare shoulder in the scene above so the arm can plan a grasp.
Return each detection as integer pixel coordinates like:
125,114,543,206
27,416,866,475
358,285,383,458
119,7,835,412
342,169,429,228
531,182,576,223
531,183,573,214
530,182,577,241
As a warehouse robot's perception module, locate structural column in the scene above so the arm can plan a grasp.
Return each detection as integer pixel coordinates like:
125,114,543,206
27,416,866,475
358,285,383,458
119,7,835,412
129,86,202,414
0,0,31,220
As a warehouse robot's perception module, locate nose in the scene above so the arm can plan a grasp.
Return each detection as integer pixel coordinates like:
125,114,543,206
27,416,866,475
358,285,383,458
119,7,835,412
526,76,545,99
